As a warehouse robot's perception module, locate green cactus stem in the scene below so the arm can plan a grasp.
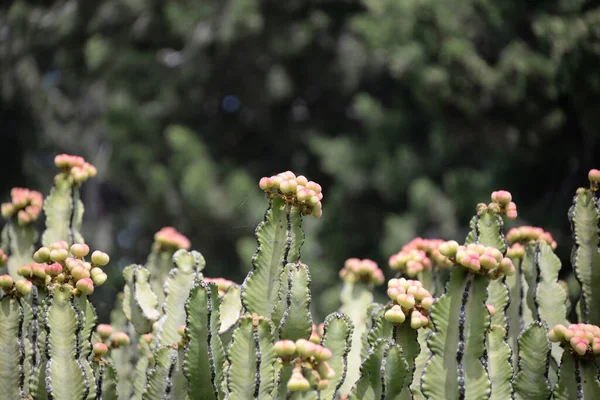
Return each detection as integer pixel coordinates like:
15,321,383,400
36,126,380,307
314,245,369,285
319,312,353,399
2,221,37,281
347,338,409,399
569,188,600,326
155,249,205,347
123,264,161,334
183,280,225,400
421,268,491,400
93,361,118,400
513,321,551,400
487,325,513,399
553,353,600,399
276,262,313,341
224,315,277,400
42,175,85,247
142,346,179,399
219,284,242,334
132,334,153,400
41,285,92,400
241,196,303,318
0,295,26,399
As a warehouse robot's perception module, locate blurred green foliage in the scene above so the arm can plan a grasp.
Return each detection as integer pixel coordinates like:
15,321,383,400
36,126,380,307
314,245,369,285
1,0,599,321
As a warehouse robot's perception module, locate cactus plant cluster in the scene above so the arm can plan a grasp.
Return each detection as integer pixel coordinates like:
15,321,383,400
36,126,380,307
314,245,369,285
1,156,600,399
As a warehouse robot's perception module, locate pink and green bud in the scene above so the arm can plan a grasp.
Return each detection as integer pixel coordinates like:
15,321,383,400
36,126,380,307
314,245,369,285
274,340,298,356
33,247,51,263
318,361,336,379
486,304,496,316
438,240,459,258
92,271,107,286
49,241,69,251
491,190,512,206
500,258,515,276
295,339,317,358
45,263,63,277
506,202,518,219
259,177,273,190
31,263,47,279
71,265,90,280
178,325,186,338
287,370,310,392
15,280,32,296
50,248,68,263
421,296,434,311
385,305,406,324
97,324,113,340
17,210,31,225
589,169,600,183
296,175,308,186
70,243,90,258
317,379,329,391
111,332,131,347
397,293,416,310
280,179,297,194
91,251,110,266
0,274,14,289
1,203,14,218
76,278,94,295
314,346,333,362
93,342,109,357
17,265,32,278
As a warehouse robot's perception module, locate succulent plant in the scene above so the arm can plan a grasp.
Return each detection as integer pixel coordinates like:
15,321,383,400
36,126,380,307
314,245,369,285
2,159,600,399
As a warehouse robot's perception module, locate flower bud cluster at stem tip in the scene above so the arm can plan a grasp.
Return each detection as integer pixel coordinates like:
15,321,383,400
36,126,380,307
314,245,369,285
507,226,557,249
339,258,384,285
476,190,517,219
385,278,433,329
389,238,453,277
54,154,97,185
153,226,191,251
19,241,110,295
439,241,515,278
203,277,236,296
273,338,335,392
549,323,600,357
1,187,43,225
259,171,323,218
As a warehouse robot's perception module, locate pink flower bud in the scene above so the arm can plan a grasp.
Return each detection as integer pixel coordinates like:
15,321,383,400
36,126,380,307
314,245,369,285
17,210,31,225
71,265,90,280
93,342,109,356
589,169,600,183
259,177,271,190
97,324,113,340
273,340,297,357
486,304,496,316
91,251,110,267
287,370,310,392
279,179,297,194
17,265,32,278
1,203,14,218
385,305,406,324
111,332,130,347
0,274,14,289
50,248,68,263
33,247,51,263
318,361,336,379
76,278,94,295
491,190,512,206
70,243,90,258
31,263,47,279
178,325,186,338
314,346,332,362
296,175,308,186
15,280,32,296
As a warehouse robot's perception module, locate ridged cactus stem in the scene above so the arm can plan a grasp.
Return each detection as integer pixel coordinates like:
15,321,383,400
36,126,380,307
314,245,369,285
2,220,37,280
569,187,600,325
0,295,27,399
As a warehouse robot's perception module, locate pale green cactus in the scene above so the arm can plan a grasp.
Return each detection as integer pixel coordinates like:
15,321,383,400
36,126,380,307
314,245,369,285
3,158,600,400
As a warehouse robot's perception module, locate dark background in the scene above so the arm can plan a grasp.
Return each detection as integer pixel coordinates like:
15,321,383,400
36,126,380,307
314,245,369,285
1,0,599,322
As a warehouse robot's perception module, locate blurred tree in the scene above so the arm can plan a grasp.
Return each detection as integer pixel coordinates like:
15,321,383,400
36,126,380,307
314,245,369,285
0,0,598,321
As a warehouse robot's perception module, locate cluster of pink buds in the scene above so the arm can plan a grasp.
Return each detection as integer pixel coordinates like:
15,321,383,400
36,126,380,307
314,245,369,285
506,243,525,259
13,241,111,296
339,258,384,285
439,241,515,278
476,190,517,219
388,238,453,277
507,226,557,250
204,277,236,296
1,188,43,225
273,338,335,392
384,278,433,329
153,227,191,251
54,154,97,184
93,324,130,360
258,171,323,218
309,323,325,344
549,323,600,357
589,169,600,191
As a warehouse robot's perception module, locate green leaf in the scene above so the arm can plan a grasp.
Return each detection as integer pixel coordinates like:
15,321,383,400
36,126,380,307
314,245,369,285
183,281,225,400
487,325,513,400
338,281,374,395
513,321,551,400
348,338,409,400
421,268,491,400
242,198,303,317
42,176,84,247
44,285,90,400
277,262,313,341
225,315,276,400
569,189,600,325
220,284,242,333
123,264,161,334
319,312,353,400
156,249,205,346
0,296,26,399
142,346,179,399
3,222,36,280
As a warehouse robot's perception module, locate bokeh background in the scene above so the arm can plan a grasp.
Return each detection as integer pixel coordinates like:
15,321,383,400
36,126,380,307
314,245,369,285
1,0,599,322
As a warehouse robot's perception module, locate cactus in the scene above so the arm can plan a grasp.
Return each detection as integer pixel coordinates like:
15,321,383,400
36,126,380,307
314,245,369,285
3,157,600,400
